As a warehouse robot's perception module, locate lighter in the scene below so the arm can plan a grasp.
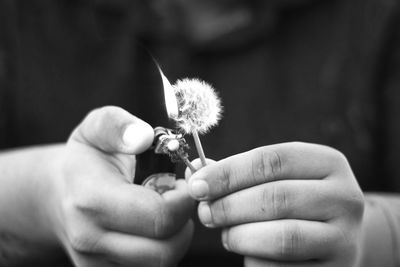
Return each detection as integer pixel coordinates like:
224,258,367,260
135,126,192,194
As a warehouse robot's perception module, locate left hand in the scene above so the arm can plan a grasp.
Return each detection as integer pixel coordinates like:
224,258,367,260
186,142,364,266
49,106,195,267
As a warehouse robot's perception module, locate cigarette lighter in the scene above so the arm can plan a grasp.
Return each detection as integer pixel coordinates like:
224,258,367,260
134,126,191,194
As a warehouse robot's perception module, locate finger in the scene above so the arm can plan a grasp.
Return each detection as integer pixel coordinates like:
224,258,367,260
69,106,154,154
184,158,216,180
222,220,344,261
72,179,195,239
97,220,194,267
187,142,350,200
102,180,194,239
244,257,322,267
198,180,344,227
68,252,121,267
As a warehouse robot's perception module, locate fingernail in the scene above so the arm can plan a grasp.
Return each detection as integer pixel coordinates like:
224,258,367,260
122,123,149,151
198,202,213,227
190,180,209,199
222,230,230,251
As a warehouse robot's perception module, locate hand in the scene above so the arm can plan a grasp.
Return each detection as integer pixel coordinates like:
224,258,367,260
186,142,364,267
47,106,194,267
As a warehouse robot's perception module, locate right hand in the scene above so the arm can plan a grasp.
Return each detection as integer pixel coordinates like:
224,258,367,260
47,106,194,267
186,143,364,267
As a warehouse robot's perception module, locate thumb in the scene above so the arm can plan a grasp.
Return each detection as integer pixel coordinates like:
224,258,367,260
69,106,154,154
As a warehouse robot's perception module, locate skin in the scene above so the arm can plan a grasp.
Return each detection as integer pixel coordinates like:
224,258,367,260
0,106,195,267
186,142,365,267
0,106,398,266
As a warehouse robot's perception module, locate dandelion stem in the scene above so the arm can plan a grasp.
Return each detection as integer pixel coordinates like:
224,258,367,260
192,130,207,167
180,155,197,173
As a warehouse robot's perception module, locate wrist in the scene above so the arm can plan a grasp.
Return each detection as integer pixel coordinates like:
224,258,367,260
0,144,66,264
356,194,397,267
33,144,67,246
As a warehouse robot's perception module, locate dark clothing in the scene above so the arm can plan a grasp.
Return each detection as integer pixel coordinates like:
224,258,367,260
0,0,400,266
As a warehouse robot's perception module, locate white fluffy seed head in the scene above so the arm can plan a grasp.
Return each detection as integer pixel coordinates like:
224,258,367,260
172,78,222,134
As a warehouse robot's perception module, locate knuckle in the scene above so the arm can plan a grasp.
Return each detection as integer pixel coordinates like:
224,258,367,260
220,164,234,193
62,198,104,254
86,106,121,131
253,148,282,182
268,150,283,180
69,234,89,253
64,188,102,216
213,198,231,225
277,222,302,259
62,200,101,254
86,107,105,131
342,189,365,221
90,106,120,119
324,146,349,169
66,224,98,253
262,184,288,218
351,190,364,214
333,152,349,170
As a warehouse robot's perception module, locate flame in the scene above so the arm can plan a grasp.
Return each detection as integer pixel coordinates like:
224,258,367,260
158,65,179,118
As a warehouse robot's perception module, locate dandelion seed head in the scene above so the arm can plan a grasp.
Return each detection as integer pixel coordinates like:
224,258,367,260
172,78,222,134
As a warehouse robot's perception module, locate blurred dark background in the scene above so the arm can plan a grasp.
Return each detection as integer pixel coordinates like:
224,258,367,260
0,0,399,266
